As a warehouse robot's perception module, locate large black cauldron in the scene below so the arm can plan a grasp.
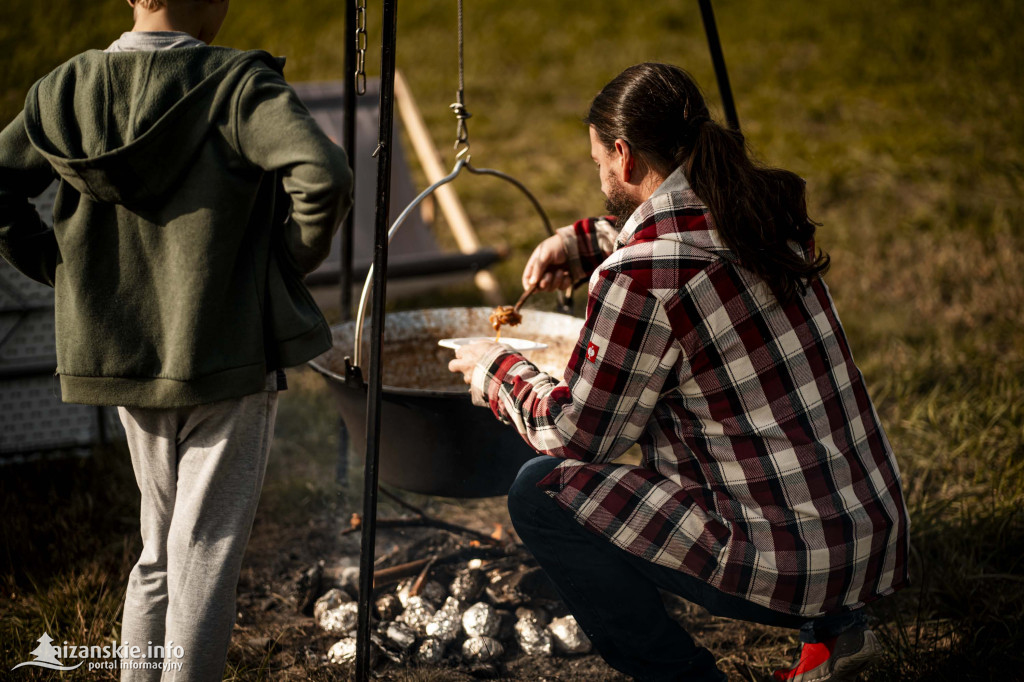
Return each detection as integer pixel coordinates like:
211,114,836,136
308,307,583,497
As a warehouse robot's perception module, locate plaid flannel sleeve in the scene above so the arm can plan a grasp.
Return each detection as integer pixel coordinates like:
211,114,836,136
470,266,678,463
558,216,618,283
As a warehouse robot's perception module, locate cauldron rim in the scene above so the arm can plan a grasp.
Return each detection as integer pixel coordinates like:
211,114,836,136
307,305,583,397
306,360,468,398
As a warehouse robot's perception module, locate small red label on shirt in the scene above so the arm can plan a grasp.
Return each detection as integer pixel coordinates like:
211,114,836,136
586,342,599,362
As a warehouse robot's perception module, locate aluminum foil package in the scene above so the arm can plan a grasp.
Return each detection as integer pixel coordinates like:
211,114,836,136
450,568,486,602
424,597,463,643
327,637,380,667
548,615,592,654
397,595,436,633
317,602,360,635
375,593,403,622
462,636,504,663
461,602,500,638
314,588,352,622
326,638,356,665
514,611,553,656
438,595,463,617
383,621,417,651
416,638,445,665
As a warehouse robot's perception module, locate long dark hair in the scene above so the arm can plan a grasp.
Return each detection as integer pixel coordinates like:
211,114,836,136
585,62,829,303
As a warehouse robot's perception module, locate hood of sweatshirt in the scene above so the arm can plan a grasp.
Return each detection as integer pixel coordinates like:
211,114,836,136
23,47,283,206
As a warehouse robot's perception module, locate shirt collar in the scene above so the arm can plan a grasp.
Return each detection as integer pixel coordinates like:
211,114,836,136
615,166,691,248
105,31,207,53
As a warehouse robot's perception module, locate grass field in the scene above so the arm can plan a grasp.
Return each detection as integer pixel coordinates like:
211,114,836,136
2,0,1023,679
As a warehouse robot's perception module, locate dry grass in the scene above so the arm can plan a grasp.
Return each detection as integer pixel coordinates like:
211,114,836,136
0,446,138,681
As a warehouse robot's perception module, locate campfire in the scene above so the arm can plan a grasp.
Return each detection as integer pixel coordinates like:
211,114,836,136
299,496,591,675
304,307,591,673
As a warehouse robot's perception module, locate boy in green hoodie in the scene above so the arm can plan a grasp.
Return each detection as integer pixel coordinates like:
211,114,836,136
0,1,353,679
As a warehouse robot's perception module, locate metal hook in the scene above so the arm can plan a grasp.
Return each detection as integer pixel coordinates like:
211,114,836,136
351,157,557,368
449,100,472,154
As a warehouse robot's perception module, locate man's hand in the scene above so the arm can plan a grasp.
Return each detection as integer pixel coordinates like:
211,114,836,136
448,340,502,385
523,234,571,292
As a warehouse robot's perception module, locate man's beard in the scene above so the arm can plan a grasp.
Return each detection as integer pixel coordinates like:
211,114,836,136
604,180,640,223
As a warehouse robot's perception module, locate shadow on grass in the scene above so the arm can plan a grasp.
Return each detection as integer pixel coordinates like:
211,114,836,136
0,444,138,680
871,503,1024,681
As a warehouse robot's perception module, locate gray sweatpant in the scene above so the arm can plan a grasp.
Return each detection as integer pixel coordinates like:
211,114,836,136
118,381,278,682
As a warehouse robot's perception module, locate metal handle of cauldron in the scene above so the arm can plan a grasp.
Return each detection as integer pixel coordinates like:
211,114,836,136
351,156,557,369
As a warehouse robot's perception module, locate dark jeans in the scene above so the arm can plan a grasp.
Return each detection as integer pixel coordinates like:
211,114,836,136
507,456,866,682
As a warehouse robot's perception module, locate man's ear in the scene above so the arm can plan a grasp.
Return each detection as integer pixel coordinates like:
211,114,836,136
613,138,634,183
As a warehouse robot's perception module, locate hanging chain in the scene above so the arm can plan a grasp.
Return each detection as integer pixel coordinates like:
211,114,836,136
449,0,472,158
354,0,368,96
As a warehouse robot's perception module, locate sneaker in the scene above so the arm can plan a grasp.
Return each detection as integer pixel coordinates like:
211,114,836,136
772,628,882,682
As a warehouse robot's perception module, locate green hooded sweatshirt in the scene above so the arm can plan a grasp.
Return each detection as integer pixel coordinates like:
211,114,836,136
0,47,352,408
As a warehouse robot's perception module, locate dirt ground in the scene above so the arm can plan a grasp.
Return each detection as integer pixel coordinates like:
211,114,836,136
228,484,805,682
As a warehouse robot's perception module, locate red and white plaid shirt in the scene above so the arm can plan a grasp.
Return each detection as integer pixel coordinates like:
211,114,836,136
470,170,910,617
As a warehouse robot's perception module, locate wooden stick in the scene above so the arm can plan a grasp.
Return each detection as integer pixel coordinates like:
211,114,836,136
343,515,505,546
379,486,429,517
376,487,515,547
513,278,541,312
372,545,529,588
373,558,433,587
394,70,503,305
408,556,438,597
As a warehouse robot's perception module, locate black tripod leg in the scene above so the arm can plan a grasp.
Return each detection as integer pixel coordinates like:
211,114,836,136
698,0,741,133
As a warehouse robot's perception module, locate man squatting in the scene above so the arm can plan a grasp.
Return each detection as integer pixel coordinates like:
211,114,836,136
450,63,910,682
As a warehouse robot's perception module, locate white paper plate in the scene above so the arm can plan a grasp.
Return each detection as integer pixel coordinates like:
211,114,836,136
438,336,548,352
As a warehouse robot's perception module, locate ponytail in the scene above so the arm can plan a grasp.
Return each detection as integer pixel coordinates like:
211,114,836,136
586,63,829,304
685,118,829,302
